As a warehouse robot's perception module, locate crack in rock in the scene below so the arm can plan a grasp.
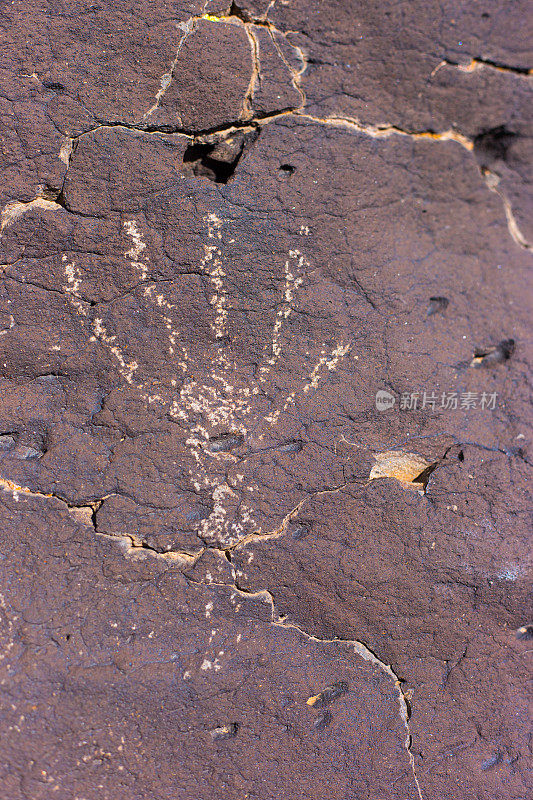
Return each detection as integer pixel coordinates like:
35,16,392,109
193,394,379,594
190,564,425,800
242,24,260,119
481,169,532,251
142,9,306,132
296,112,473,151
143,18,197,122
438,57,532,77
95,530,202,567
0,197,63,234
0,476,203,564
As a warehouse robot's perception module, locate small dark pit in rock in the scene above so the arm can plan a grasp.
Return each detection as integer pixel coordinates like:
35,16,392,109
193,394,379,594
183,129,259,184
313,710,332,730
14,445,42,459
208,433,244,453
472,339,515,367
210,722,239,741
290,522,310,541
42,81,67,93
515,624,533,640
474,126,517,170
278,440,304,453
427,296,449,316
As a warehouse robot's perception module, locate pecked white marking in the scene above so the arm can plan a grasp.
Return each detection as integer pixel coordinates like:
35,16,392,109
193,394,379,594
0,314,15,336
123,220,149,280
62,254,87,316
168,215,350,545
259,252,305,380
20,211,351,549
201,214,228,342
91,318,138,384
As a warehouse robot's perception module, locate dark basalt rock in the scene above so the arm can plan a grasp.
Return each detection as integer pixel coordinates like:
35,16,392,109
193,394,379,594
0,2,531,799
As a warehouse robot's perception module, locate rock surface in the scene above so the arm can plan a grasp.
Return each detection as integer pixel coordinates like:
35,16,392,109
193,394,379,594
0,1,531,798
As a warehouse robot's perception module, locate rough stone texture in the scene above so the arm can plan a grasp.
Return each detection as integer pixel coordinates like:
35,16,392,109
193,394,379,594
1,493,421,800
0,1,531,799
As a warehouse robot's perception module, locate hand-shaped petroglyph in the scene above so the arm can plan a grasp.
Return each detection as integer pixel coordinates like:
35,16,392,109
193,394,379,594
64,214,350,546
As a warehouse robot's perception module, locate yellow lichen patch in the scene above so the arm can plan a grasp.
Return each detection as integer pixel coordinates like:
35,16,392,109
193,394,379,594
0,477,31,494
0,476,54,501
306,693,321,706
369,451,432,486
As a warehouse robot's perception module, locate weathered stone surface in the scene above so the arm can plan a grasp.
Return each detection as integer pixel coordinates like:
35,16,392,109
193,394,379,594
153,18,254,132
231,450,532,797
0,1,531,798
249,26,303,117
0,491,419,800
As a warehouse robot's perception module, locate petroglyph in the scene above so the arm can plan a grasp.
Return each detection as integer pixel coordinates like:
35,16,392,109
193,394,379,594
56,213,350,547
